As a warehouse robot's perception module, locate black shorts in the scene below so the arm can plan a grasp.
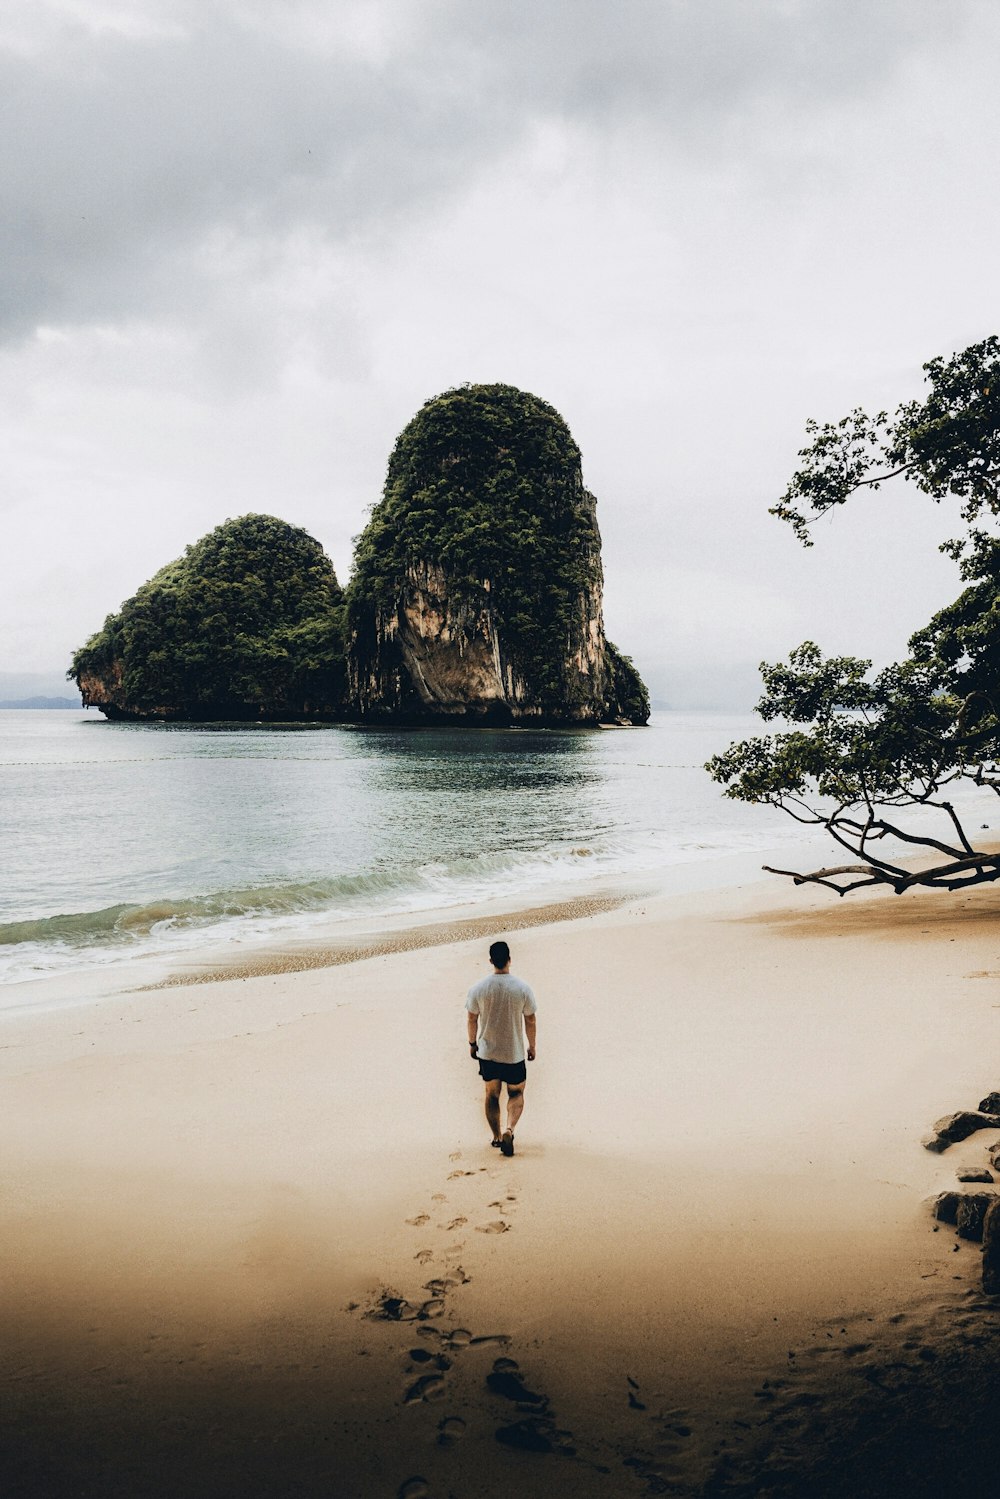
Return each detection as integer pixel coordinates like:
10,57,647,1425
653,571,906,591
478,1057,527,1086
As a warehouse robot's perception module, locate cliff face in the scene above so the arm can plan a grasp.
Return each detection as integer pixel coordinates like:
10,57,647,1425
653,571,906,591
348,555,609,723
347,385,648,726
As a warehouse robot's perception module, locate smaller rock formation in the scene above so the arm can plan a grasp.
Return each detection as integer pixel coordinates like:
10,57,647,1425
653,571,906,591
70,515,346,720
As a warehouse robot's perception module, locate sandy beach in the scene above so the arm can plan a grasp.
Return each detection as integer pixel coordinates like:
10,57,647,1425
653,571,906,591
4,871,1000,1498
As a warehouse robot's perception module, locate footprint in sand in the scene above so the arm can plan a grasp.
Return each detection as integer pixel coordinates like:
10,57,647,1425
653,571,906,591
404,1373,447,1404
408,1349,451,1375
423,1277,456,1296
486,1358,576,1458
445,1217,467,1230
398,1480,429,1499
368,1293,420,1322
438,1415,466,1445
405,1213,430,1227
413,1249,433,1264
431,1193,446,1202
476,1220,510,1234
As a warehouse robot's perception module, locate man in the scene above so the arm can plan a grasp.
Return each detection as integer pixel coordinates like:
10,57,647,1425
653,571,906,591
466,939,537,1157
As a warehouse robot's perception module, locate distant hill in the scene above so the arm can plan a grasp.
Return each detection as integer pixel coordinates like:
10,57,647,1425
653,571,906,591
0,696,82,709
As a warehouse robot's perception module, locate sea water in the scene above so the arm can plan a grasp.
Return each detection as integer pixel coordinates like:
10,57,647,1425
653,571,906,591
2,709,990,988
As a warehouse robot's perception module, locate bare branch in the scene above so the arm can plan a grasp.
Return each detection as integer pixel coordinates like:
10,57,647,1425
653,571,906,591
939,800,975,855
896,851,1000,891
761,850,1000,897
859,817,967,860
824,818,909,876
761,864,884,896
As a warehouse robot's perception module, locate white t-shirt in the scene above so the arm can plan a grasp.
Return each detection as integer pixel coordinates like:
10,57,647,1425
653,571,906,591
465,973,537,1063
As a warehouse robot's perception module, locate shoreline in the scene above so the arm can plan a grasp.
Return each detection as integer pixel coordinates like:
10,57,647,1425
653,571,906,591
0,835,836,1009
141,889,637,987
3,871,1000,1495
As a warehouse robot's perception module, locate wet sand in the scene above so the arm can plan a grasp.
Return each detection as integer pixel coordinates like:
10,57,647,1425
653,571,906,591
144,890,634,987
3,875,1000,1497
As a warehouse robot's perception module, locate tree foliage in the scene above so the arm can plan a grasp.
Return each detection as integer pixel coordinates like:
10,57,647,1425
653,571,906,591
709,337,1000,895
70,515,346,718
771,335,1000,556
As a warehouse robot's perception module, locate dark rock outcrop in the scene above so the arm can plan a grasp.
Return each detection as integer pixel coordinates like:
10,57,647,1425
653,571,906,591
956,1193,997,1241
922,1110,1000,1152
982,1200,1000,1294
932,1191,961,1224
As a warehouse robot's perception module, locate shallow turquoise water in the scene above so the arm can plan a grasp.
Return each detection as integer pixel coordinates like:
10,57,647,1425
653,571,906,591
0,709,801,981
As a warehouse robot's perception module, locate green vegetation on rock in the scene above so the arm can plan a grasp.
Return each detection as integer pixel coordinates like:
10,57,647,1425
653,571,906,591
604,641,650,726
70,515,346,719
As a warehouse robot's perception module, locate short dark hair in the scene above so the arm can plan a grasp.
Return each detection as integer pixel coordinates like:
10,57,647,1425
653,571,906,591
489,940,510,969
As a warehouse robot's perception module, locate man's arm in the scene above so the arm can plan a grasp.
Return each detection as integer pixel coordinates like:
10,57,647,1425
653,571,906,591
525,1013,536,1061
467,1011,479,1056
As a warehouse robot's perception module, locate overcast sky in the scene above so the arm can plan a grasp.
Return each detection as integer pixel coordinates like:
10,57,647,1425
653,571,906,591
3,0,999,706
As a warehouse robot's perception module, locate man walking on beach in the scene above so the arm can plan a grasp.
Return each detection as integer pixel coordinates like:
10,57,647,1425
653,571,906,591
466,940,537,1157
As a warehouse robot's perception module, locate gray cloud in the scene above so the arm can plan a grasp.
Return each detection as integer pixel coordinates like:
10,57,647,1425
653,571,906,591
1,0,967,340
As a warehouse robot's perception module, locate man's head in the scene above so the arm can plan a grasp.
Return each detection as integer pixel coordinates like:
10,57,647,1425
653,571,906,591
489,939,510,971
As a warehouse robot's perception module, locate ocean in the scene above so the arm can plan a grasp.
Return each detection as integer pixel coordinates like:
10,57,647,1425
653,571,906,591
4,708,991,991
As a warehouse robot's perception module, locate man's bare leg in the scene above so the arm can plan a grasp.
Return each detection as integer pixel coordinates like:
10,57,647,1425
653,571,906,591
484,1079,503,1142
505,1084,525,1136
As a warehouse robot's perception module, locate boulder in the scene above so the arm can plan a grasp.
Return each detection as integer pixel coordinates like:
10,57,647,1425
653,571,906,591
924,1111,1000,1151
978,1091,1000,1114
932,1192,961,1224
982,1200,1000,1295
955,1192,997,1241
956,1168,994,1183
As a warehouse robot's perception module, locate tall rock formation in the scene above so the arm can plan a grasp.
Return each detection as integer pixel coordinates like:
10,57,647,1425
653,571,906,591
347,384,648,725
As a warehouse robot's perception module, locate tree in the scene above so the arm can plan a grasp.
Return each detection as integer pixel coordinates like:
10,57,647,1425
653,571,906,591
707,337,1000,895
